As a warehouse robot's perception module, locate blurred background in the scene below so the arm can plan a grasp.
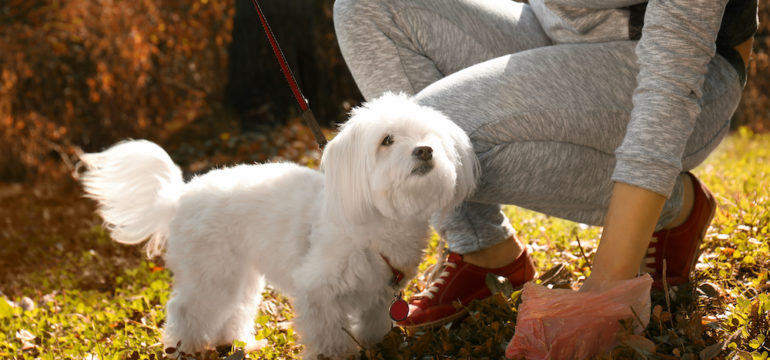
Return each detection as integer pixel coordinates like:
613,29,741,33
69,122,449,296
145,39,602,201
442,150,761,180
0,0,767,183
0,0,361,184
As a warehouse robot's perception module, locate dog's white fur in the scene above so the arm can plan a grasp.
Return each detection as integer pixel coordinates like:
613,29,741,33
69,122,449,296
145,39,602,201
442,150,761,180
79,93,478,358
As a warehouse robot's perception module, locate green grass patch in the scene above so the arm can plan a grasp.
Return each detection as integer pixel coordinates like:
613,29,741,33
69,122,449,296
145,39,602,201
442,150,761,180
1,129,768,359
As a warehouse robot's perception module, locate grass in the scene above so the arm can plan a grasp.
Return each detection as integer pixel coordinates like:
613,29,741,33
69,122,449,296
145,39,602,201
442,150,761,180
1,127,768,359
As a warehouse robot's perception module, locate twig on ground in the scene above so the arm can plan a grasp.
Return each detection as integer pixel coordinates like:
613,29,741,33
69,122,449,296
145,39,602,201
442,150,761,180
662,260,674,328
574,235,591,269
629,305,651,338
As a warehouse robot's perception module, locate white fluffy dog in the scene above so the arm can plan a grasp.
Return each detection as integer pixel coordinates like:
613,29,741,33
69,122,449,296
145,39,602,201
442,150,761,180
79,93,478,358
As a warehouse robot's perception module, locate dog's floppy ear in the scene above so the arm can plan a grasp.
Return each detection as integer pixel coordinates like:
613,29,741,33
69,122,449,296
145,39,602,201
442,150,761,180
321,120,377,223
449,124,480,206
431,110,479,208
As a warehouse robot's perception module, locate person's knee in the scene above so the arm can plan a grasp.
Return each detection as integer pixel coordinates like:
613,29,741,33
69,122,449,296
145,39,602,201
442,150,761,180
332,0,355,18
333,0,382,27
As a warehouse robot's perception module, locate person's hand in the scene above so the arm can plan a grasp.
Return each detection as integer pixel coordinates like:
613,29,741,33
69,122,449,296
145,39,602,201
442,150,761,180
506,181,665,359
506,275,653,360
579,273,619,293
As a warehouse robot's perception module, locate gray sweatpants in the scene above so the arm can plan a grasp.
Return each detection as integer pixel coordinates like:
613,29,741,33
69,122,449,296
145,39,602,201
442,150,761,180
333,0,742,254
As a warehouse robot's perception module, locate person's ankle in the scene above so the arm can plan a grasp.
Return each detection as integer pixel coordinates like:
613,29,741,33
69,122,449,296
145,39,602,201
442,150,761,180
461,235,524,269
664,174,695,230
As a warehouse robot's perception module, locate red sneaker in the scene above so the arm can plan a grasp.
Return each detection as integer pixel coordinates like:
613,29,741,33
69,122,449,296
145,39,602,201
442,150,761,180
397,247,536,329
642,172,716,289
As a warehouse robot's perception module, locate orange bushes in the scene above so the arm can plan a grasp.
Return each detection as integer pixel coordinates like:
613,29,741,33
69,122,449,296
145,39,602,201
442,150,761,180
0,0,233,181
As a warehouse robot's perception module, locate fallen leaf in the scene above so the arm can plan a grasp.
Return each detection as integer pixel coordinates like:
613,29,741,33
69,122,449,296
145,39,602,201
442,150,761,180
16,329,35,342
485,272,514,298
699,342,723,360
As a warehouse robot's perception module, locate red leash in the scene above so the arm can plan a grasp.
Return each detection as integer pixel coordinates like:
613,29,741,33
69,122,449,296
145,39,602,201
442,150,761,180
249,0,328,150
250,0,409,322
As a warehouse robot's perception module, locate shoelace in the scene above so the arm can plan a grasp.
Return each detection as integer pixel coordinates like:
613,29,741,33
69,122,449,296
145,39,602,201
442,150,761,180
418,262,457,300
640,236,659,274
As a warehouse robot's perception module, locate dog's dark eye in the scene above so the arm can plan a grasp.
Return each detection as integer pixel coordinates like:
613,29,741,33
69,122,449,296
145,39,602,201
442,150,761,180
381,135,394,146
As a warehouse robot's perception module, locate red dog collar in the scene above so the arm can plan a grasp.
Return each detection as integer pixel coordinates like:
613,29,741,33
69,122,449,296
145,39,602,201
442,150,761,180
380,254,409,322
380,254,405,287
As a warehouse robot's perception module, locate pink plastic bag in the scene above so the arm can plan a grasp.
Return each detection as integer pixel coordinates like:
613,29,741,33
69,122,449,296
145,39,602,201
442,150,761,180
506,274,652,360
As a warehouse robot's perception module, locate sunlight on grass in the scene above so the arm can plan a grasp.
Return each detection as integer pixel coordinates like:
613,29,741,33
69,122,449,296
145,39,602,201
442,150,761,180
1,129,768,359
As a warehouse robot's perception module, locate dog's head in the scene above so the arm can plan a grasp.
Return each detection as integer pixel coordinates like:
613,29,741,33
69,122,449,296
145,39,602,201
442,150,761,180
321,92,479,223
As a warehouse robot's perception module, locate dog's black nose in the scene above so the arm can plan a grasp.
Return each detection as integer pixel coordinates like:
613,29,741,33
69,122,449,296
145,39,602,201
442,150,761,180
412,146,433,161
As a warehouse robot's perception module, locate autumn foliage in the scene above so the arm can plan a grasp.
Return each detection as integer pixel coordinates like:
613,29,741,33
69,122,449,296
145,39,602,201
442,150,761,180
1,0,234,181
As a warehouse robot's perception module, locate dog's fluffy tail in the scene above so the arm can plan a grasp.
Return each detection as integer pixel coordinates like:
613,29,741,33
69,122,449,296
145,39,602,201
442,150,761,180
79,140,184,257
